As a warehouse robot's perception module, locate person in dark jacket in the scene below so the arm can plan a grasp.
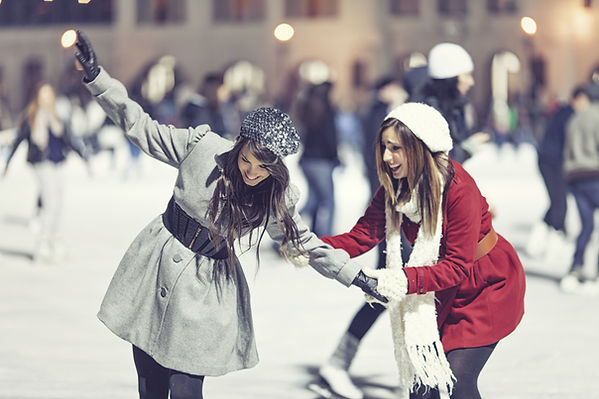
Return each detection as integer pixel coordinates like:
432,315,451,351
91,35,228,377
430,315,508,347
416,43,488,164
318,71,427,399
526,86,590,257
3,83,86,261
180,73,231,138
559,82,599,294
296,81,339,237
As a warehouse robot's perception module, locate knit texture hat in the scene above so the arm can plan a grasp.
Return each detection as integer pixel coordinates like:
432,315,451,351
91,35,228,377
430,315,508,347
385,102,453,153
428,42,473,79
240,107,300,157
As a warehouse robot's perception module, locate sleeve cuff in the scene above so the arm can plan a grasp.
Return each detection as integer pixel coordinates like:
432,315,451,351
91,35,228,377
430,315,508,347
403,267,423,294
85,67,113,96
336,259,362,287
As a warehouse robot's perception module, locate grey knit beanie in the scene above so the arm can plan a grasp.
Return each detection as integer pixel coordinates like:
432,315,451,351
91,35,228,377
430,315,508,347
240,107,300,157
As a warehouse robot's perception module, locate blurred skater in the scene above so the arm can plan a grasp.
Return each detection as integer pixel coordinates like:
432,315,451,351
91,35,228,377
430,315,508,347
418,43,489,164
526,86,589,258
296,81,340,237
318,75,411,399
560,82,599,295
3,82,86,262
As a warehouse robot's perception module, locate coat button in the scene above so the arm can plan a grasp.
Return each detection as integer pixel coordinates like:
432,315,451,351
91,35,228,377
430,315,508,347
173,254,183,263
160,287,168,297
419,287,425,294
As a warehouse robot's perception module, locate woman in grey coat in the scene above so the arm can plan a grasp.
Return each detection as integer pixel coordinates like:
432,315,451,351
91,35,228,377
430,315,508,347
74,32,385,399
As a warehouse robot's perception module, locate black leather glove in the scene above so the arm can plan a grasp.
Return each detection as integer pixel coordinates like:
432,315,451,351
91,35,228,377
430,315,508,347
74,30,100,82
352,270,388,303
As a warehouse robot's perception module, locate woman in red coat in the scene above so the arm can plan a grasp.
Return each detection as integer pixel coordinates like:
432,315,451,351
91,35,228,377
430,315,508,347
321,102,525,399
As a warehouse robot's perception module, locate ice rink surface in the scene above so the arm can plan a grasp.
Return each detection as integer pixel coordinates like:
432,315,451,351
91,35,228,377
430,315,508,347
1,142,598,398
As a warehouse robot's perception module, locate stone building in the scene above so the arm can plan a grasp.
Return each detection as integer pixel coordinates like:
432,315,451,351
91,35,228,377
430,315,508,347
0,0,597,128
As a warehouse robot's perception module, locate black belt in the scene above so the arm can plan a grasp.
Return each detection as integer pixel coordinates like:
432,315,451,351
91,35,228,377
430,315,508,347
162,197,228,260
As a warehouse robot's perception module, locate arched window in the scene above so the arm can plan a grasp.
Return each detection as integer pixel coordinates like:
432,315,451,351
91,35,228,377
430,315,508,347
394,51,427,81
284,0,338,18
223,60,265,115
213,0,265,22
591,64,599,84
137,0,185,24
490,51,521,136
297,59,334,85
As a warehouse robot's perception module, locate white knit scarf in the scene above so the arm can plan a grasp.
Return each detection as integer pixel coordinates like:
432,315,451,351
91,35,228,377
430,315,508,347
384,185,455,396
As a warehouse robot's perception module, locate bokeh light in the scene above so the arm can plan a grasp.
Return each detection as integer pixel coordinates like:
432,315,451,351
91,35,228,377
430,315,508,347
274,23,294,42
61,29,77,48
520,16,537,35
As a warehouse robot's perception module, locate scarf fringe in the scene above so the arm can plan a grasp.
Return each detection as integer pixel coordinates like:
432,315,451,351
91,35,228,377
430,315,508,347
385,185,455,396
405,341,455,395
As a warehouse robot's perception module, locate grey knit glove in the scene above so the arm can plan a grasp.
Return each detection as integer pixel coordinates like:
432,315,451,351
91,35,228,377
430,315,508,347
351,270,388,303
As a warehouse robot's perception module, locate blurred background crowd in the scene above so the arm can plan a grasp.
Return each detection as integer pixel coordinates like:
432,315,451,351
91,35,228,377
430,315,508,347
0,0,598,280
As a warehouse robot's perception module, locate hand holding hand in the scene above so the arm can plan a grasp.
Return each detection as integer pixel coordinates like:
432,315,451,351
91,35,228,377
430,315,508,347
351,270,388,303
74,30,100,82
363,267,408,302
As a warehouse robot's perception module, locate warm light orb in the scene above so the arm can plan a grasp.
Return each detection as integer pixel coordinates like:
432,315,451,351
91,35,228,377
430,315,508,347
61,29,77,48
520,16,537,35
274,23,294,42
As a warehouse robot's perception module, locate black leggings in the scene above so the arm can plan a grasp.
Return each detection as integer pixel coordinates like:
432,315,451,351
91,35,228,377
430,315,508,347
409,343,497,399
348,301,386,339
132,346,205,399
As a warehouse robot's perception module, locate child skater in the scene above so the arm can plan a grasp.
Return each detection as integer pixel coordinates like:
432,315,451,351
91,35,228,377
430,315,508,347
73,31,385,399
320,102,525,399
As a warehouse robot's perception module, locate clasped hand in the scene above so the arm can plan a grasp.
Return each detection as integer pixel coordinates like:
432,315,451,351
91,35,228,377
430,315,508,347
351,270,388,303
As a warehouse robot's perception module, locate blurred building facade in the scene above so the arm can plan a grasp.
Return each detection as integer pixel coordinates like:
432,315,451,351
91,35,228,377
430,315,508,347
0,0,597,122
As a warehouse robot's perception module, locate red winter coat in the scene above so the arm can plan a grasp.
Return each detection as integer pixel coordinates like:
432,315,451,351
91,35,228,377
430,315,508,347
321,161,525,352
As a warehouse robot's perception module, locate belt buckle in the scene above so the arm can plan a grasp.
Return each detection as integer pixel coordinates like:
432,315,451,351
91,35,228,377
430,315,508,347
188,225,202,249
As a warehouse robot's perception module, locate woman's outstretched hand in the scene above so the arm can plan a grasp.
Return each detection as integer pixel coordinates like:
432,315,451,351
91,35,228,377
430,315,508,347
351,270,388,303
74,30,100,82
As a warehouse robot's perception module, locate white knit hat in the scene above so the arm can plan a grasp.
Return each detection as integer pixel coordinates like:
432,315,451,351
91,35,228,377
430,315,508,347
385,102,453,153
428,42,473,79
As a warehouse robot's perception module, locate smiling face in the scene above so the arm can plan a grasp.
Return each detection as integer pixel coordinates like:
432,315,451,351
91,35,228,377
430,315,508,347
237,142,272,186
381,126,408,180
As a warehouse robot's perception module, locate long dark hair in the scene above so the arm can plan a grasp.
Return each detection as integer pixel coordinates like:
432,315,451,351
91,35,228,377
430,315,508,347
207,136,306,281
421,77,464,118
375,118,453,236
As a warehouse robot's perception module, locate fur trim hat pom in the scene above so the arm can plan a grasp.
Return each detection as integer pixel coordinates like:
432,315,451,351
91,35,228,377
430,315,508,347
385,102,453,153
428,42,473,80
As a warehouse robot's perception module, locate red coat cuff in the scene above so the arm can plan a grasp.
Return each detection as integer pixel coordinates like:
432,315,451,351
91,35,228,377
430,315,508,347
403,267,426,295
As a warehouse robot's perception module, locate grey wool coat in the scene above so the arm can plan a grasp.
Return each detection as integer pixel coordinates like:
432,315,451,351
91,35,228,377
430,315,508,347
86,68,362,376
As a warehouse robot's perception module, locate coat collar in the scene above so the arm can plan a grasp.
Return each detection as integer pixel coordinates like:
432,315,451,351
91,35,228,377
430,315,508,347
214,151,229,172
